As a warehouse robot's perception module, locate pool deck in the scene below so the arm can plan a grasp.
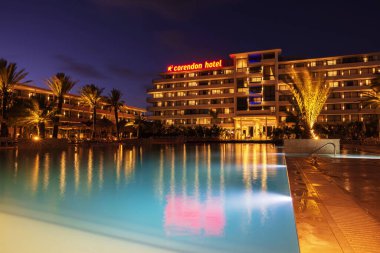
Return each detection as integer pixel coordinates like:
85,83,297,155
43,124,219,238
286,145,380,253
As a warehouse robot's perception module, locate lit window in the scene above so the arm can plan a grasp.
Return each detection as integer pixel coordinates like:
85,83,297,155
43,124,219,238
153,93,163,98
327,60,336,65
327,71,337,77
329,81,339,88
188,82,197,87
310,62,316,67
250,77,262,83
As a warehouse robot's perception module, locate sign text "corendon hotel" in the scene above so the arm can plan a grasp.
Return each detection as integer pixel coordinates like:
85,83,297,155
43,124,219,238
167,60,223,72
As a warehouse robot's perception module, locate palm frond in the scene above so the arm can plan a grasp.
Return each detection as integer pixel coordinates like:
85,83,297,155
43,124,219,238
0,58,30,91
46,73,76,98
80,84,104,108
283,68,330,135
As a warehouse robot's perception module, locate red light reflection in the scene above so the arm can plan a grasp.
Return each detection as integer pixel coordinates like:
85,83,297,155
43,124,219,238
164,195,225,236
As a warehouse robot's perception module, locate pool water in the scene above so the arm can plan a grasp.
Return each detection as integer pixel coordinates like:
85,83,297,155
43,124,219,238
0,143,299,253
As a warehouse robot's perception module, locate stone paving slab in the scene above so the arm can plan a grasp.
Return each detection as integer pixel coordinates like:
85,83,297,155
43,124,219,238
286,156,380,253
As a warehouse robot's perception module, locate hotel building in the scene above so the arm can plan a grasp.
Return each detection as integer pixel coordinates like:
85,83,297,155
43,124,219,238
9,84,146,138
147,49,380,139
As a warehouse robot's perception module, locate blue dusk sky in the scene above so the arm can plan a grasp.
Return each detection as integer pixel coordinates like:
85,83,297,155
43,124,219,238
1,0,379,108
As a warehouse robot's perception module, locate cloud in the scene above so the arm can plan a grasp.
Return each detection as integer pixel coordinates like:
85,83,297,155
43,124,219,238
154,30,189,51
107,64,154,79
88,0,236,20
55,54,107,79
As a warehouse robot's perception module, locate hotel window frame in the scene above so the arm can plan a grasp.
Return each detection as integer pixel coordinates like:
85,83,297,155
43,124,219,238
329,81,339,88
326,59,336,66
327,70,338,77
236,58,248,72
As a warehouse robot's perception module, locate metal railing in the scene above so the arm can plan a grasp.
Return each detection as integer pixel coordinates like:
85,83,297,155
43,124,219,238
309,142,337,156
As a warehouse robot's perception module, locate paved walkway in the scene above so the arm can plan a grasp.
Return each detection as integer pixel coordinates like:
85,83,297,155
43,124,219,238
286,153,380,253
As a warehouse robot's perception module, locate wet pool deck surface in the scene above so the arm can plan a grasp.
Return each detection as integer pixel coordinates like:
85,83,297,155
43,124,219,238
286,144,380,253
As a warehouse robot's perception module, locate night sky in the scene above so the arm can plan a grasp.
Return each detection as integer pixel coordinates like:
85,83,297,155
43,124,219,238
1,0,379,108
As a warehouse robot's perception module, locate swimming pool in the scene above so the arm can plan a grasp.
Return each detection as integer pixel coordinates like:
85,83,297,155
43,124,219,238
0,143,299,253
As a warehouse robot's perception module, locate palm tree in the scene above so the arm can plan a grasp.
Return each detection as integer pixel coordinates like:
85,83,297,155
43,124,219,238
362,73,380,108
80,84,104,139
283,68,330,139
362,73,380,137
21,98,55,138
209,109,219,125
0,59,30,137
46,73,76,138
106,89,124,140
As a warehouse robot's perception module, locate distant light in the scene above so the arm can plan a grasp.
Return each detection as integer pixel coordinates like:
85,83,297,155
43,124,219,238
33,136,40,141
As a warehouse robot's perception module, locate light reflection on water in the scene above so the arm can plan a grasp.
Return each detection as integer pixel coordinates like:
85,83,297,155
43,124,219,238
0,144,299,253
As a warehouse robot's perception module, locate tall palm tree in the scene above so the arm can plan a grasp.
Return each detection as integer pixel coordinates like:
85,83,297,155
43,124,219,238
80,84,104,139
46,73,76,138
283,68,330,139
0,59,30,137
106,89,124,140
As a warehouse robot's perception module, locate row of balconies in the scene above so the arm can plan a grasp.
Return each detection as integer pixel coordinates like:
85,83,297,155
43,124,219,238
149,113,233,119
147,103,235,111
148,82,234,93
278,59,380,71
147,93,235,102
153,71,235,83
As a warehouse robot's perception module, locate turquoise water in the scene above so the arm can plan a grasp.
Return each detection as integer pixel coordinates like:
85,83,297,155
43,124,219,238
0,144,299,253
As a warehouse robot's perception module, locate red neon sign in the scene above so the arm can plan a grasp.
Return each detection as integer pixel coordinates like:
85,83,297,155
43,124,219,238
167,60,223,72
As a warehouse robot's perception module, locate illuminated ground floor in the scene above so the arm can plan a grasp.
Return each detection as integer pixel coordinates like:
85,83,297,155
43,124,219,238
233,116,277,140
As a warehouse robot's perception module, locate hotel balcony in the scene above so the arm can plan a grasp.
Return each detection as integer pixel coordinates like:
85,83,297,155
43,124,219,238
147,93,234,103
153,72,235,83
147,103,234,111
236,110,276,116
147,83,234,93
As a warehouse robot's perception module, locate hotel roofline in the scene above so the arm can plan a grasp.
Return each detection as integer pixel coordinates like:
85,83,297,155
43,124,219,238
156,49,380,75
15,83,146,112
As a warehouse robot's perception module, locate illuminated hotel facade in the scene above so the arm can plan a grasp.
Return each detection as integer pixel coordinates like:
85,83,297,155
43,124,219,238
10,84,146,138
147,49,380,139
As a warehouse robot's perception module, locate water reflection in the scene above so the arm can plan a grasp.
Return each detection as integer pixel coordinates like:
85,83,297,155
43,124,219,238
43,153,50,192
7,145,139,199
31,153,40,194
60,151,66,197
87,148,93,192
74,149,80,193
2,144,292,243
162,144,289,237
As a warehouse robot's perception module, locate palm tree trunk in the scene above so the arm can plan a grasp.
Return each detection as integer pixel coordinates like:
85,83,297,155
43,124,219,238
1,90,9,137
37,124,40,137
92,107,96,139
39,122,46,138
114,107,120,140
52,98,63,138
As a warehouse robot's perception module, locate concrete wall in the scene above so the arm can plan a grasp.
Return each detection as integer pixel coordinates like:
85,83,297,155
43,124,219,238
284,139,340,154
